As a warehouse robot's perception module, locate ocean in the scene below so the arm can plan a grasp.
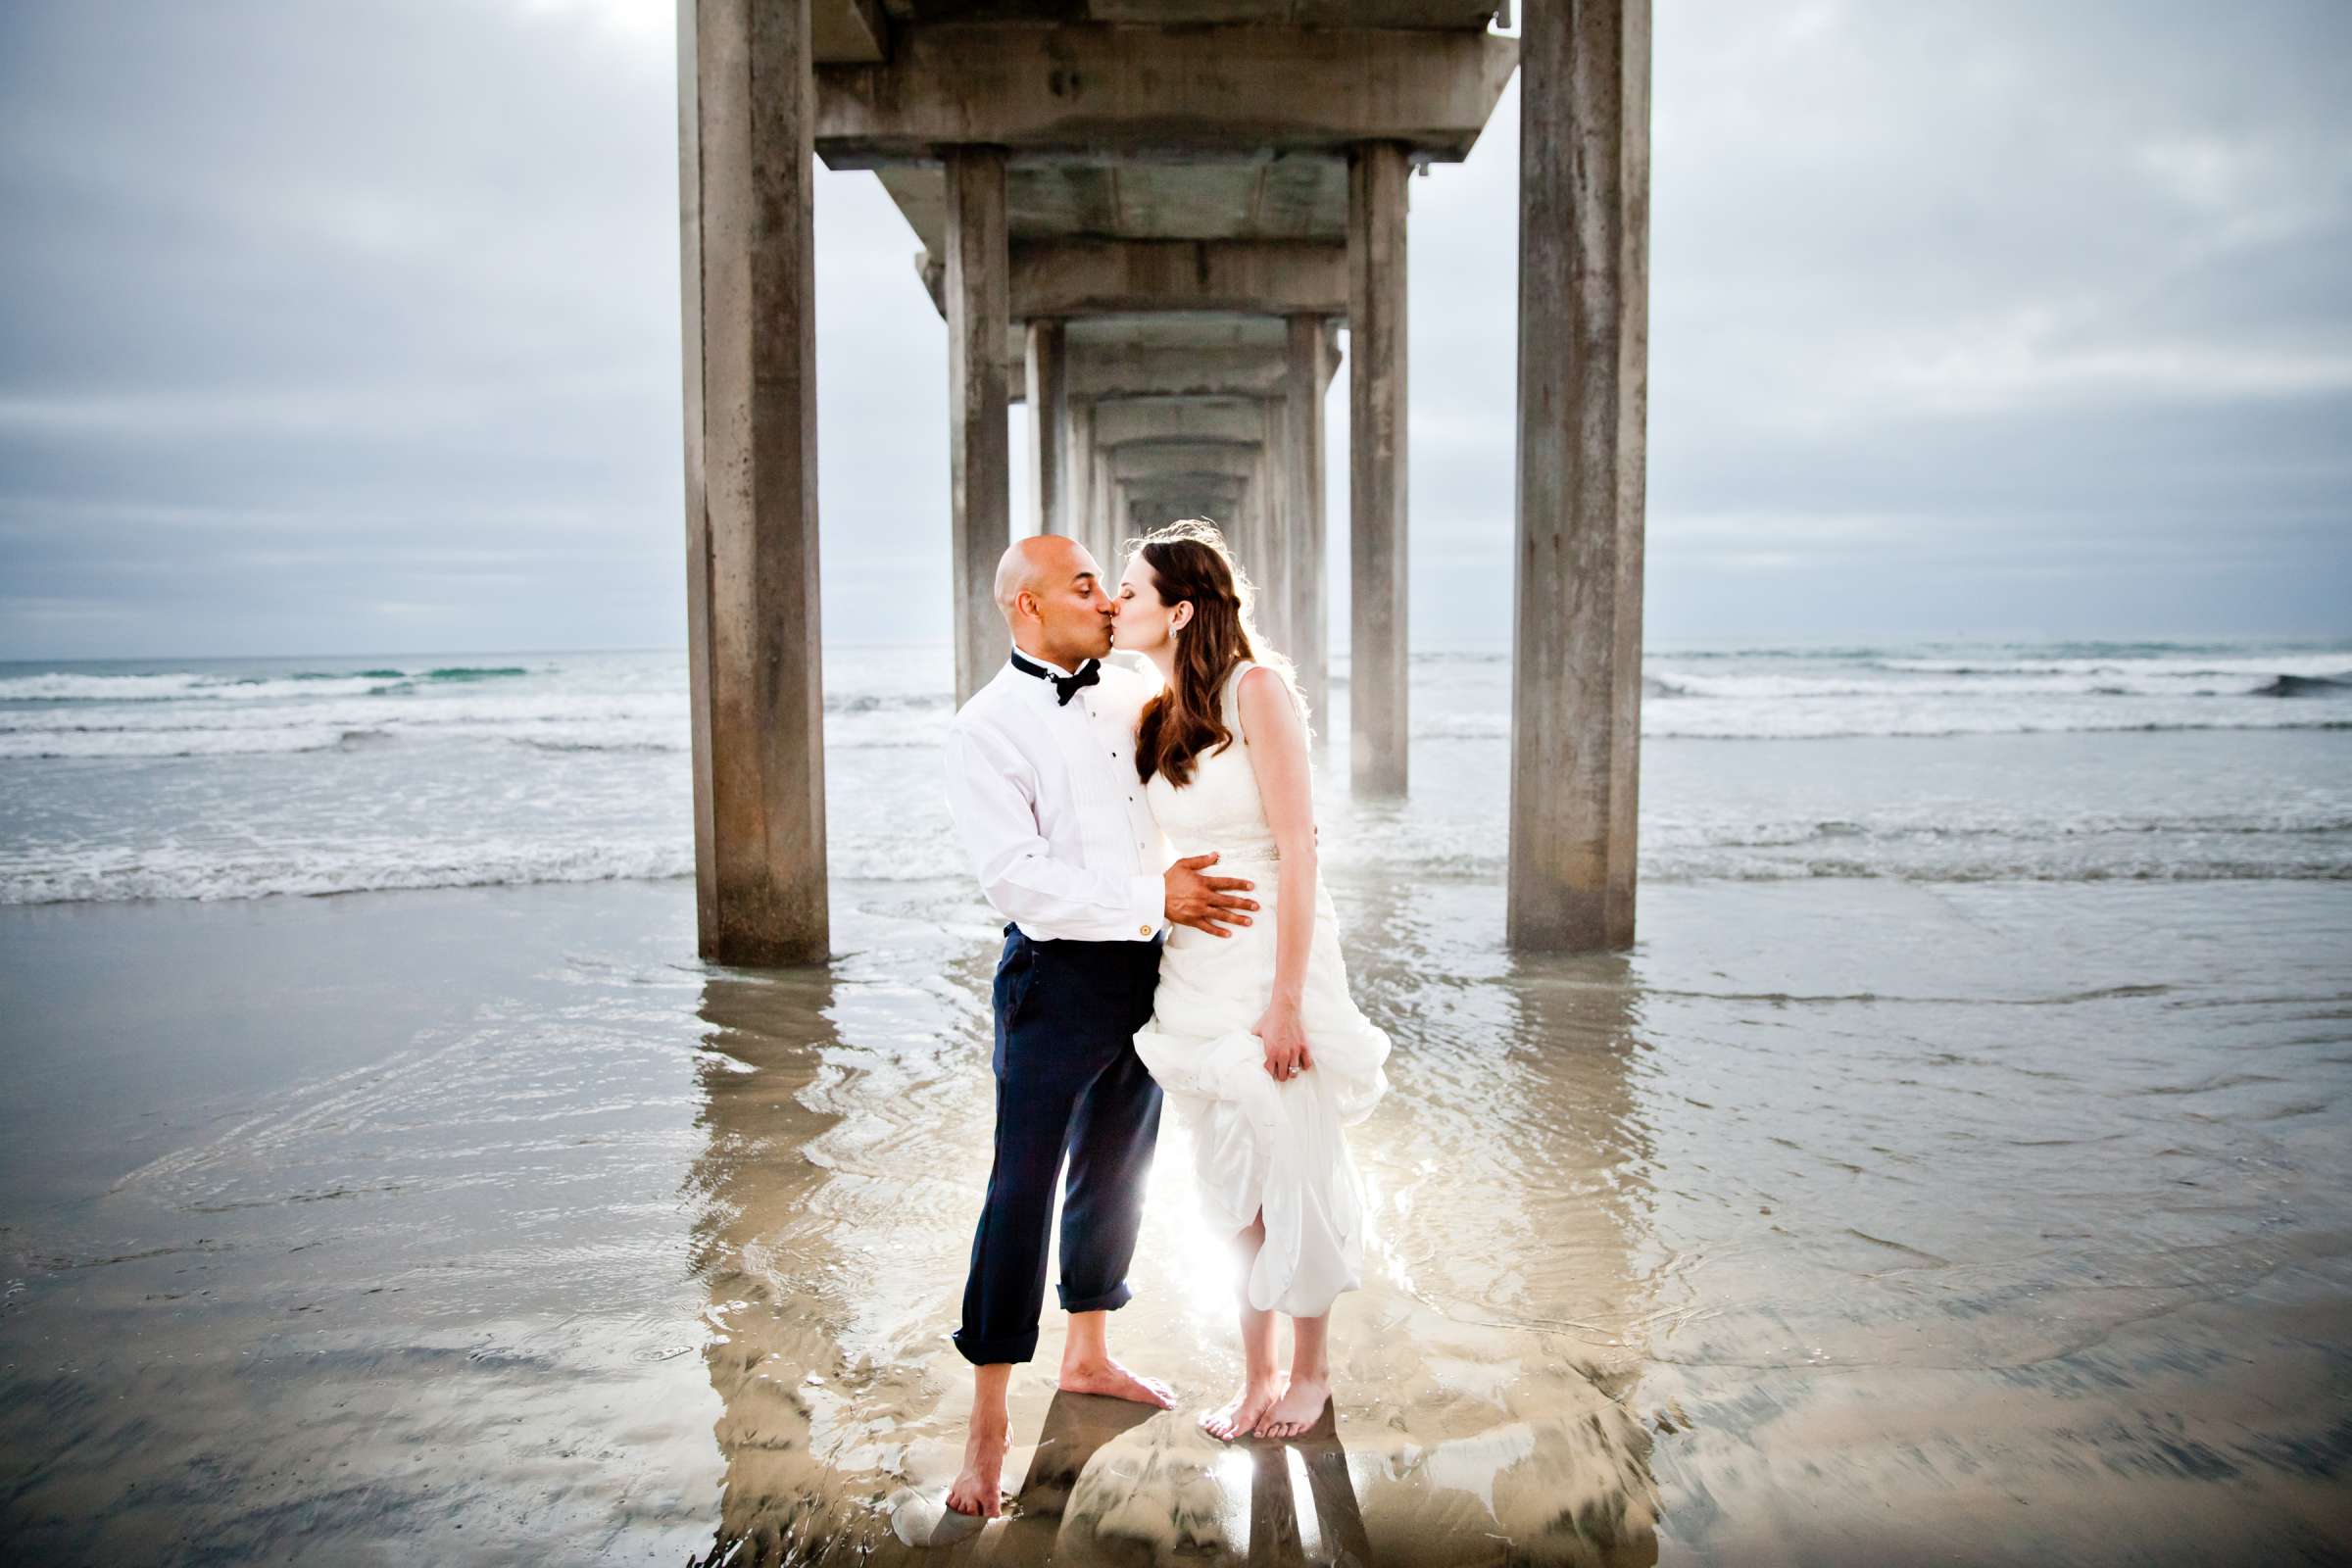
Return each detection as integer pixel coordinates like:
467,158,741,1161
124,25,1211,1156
4,638,2348,905
3,637,2349,1562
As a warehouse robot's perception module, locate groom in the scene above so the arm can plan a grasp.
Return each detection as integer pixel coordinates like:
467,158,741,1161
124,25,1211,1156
940,534,1259,1518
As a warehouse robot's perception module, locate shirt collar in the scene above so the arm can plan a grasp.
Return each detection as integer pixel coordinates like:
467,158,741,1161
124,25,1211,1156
1009,644,1083,681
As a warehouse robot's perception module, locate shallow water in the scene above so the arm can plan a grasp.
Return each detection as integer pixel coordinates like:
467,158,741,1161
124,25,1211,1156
3,859,2347,1563
4,633,2349,1562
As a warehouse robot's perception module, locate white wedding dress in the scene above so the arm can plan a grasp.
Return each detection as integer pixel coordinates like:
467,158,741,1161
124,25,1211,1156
1131,661,1392,1318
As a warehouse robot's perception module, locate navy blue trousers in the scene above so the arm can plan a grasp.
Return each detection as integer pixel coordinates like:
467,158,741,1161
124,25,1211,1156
954,924,1164,1366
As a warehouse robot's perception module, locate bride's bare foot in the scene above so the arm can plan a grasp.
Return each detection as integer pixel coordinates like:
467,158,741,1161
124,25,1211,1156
1058,1353,1175,1408
945,1407,1009,1518
1200,1371,1287,1443
1253,1372,1330,1439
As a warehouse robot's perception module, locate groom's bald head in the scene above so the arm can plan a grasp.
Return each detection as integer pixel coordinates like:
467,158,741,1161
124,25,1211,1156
995,534,1114,667
994,534,1100,617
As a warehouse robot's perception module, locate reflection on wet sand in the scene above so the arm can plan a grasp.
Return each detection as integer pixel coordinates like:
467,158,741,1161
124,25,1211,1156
683,881,1663,1565
882,1393,1370,1566
1315,878,1661,1565
671,872,2352,1565
6,875,2344,1560
687,964,867,1563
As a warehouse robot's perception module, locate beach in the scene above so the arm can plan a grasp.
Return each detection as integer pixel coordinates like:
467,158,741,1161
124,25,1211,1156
3,644,2350,1562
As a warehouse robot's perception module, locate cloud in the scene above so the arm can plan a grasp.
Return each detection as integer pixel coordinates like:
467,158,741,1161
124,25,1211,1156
0,0,2345,658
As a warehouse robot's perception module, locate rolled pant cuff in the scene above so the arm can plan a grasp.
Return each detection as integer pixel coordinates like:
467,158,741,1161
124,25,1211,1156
952,1327,1040,1367
1058,1281,1134,1314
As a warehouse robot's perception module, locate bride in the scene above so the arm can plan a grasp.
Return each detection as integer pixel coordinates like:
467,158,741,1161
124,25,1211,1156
1112,519,1392,1442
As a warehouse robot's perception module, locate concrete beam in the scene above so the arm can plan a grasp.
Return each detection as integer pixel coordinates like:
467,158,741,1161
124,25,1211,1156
1010,240,1348,319
1123,472,1245,507
1122,482,1253,517
947,147,1011,707
1126,472,1247,496
1348,141,1410,795
914,241,1347,323
1129,501,1244,534
816,24,1519,166
1093,395,1273,449
679,0,829,964
1110,442,1262,485
970,318,1345,404
1066,344,1290,400
880,157,1350,265
1507,0,1651,953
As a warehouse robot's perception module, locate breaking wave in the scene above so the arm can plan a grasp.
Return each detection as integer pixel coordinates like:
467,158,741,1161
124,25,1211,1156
4,640,2347,904
0,664,535,704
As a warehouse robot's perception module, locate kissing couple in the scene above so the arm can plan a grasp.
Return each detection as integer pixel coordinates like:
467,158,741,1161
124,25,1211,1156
940,518,1393,1518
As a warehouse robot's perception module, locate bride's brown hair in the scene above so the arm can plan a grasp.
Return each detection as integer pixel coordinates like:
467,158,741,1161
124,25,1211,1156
1131,519,1297,787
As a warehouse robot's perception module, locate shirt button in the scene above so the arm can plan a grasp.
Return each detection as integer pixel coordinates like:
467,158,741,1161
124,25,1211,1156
1138,923,1152,936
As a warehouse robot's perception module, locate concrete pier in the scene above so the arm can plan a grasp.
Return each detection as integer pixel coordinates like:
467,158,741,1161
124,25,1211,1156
945,146,1010,707
678,3,1649,957
1024,318,1068,537
1081,418,1115,563
1508,0,1653,950
1283,315,1332,723
1348,141,1410,795
1252,398,1292,657
676,0,828,966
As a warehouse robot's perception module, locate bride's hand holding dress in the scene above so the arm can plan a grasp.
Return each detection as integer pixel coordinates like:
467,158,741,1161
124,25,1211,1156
1253,996,1311,1082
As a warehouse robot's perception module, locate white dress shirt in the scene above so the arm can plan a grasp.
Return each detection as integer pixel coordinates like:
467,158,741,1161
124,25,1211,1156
946,648,1172,943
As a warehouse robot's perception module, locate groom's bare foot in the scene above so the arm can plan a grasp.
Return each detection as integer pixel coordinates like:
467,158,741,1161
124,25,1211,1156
1253,1372,1330,1440
1058,1353,1175,1409
945,1406,1010,1518
1200,1371,1287,1443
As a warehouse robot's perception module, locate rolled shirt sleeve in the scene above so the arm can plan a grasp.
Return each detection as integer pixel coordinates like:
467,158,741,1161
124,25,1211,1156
946,721,1163,942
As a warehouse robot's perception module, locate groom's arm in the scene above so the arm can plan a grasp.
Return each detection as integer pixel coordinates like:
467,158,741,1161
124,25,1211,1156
945,721,1164,942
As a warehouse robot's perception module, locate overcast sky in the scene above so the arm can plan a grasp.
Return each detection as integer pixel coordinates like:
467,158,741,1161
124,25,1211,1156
1,0,2345,660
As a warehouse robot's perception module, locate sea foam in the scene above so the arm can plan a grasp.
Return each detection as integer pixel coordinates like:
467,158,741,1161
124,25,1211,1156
2,641,2346,903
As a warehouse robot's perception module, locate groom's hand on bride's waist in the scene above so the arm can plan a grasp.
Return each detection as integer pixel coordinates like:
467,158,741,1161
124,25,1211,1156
1164,852,1257,938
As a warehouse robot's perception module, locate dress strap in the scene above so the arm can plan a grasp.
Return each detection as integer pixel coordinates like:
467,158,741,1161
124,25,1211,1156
1226,660,1309,745
1221,660,1257,743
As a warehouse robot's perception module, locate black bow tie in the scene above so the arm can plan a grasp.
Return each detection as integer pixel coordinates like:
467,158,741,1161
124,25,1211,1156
1010,651,1101,707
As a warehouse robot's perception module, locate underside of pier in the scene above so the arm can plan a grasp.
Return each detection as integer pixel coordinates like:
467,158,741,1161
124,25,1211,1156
678,0,1649,963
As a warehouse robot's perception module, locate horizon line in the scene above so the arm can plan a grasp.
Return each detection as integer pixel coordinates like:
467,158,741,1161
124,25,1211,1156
6,630,2352,667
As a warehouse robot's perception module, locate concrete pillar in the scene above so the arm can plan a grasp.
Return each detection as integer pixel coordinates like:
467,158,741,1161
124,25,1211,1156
1348,140,1409,794
1025,318,1068,537
1095,419,1121,565
1507,0,1651,952
1255,405,1293,660
677,0,828,964
1283,315,1330,725
1064,396,1096,557
1085,426,1115,564
946,146,1010,706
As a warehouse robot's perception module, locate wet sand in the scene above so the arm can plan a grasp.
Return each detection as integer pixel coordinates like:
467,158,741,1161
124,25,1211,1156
3,871,2349,1564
